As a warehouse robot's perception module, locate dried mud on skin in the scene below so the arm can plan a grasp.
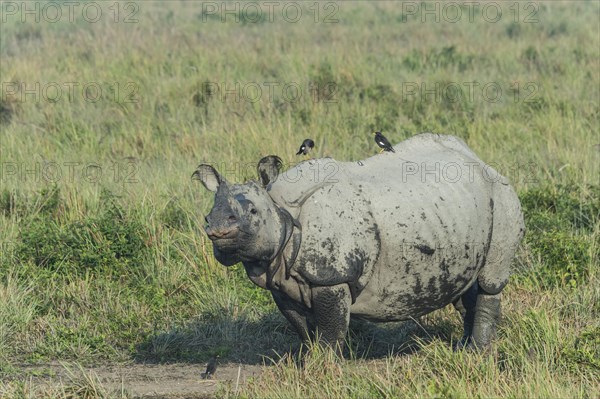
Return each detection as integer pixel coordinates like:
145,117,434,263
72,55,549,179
12,362,264,398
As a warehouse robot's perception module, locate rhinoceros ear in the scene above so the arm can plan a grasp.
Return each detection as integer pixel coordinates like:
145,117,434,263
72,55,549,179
192,164,224,192
257,155,283,187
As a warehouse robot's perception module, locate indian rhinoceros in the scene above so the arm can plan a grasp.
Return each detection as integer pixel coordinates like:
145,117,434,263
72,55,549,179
193,133,525,352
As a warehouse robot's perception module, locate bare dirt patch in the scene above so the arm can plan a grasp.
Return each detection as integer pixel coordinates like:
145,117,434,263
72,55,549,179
15,362,265,398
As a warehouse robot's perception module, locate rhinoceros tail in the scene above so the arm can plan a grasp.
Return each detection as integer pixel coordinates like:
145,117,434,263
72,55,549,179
477,182,525,295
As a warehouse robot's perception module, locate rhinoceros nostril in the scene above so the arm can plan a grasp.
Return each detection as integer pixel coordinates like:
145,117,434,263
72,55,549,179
228,215,237,223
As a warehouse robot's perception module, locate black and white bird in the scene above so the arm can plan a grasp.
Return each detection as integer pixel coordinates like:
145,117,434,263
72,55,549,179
296,138,315,157
373,131,395,153
202,354,219,379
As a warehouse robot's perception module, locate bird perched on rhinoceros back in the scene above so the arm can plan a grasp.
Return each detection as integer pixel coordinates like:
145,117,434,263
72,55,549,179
193,133,525,353
374,131,395,153
296,139,315,157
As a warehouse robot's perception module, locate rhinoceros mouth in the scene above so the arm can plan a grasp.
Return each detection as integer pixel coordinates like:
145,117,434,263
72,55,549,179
211,233,247,254
206,226,240,241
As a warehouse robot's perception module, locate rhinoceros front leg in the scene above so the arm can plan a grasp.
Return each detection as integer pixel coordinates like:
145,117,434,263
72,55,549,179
271,290,315,342
311,284,352,354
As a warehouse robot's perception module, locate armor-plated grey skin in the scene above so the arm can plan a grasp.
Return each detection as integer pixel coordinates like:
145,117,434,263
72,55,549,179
194,133,525,352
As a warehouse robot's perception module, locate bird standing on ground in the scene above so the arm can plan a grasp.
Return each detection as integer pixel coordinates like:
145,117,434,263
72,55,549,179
202,354,219,379
373,131,395,153
296,139,315,158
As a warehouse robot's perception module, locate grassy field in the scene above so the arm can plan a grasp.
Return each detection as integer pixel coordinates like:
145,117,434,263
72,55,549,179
1,1,599,397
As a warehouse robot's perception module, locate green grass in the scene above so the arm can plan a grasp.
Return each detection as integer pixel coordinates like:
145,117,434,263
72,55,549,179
1,1,599,397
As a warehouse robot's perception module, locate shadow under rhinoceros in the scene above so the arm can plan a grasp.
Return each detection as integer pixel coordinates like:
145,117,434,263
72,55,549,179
134,310,458,365
346,317,457,359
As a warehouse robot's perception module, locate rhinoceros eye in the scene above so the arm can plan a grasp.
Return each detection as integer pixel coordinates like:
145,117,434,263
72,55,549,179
238,198,257,214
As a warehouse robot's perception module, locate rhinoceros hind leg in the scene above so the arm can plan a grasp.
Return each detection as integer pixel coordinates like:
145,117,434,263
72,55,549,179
469,291,501,350
453,282,478,350
461,184,522,350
